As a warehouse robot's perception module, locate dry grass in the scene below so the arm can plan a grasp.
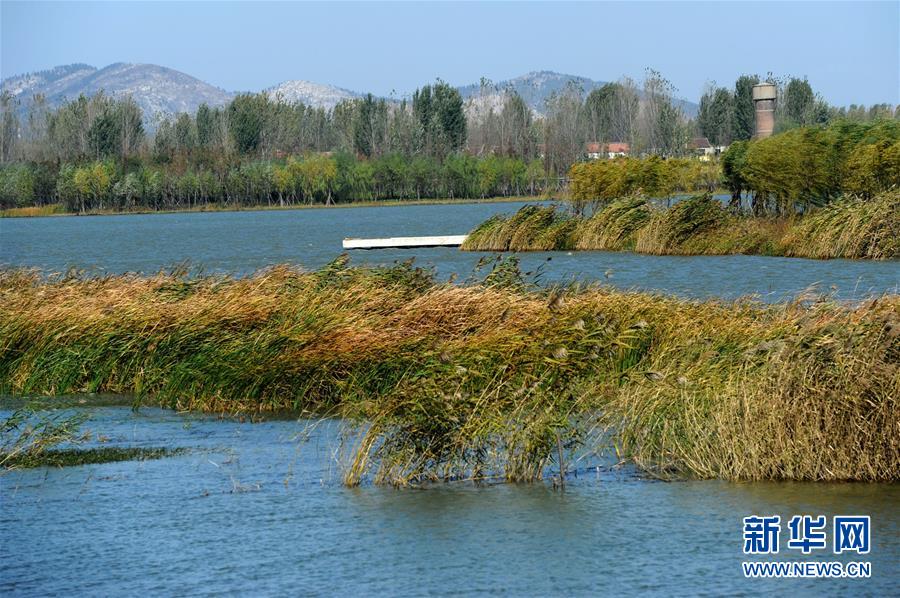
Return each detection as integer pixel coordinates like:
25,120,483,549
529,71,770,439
463,191,900,260
0,204,66,218
1,260,897,485
781,191,900,259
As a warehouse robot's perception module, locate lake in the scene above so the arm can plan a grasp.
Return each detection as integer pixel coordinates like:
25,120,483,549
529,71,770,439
1,200,898,301
1,202,898,595
2,404,898,596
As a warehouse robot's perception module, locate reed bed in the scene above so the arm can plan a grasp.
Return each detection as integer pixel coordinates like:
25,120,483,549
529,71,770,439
0,204,66,218
462,190,900,260
1,260,897,484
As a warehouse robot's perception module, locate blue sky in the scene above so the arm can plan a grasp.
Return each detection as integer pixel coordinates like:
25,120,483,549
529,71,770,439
2,1,898,105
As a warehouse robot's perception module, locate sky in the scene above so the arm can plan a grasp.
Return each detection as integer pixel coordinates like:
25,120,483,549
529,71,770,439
2,1,898,105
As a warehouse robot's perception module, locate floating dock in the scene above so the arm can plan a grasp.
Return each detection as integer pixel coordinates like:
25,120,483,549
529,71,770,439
342,235,468,250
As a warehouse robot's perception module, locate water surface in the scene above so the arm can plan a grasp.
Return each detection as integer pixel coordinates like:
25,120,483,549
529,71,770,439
2,202,897,301
1,405,897,596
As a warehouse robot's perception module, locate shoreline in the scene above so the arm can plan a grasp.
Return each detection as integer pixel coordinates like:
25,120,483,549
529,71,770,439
0,195,551,219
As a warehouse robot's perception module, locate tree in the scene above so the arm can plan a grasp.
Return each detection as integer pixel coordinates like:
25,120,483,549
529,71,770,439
543,82,585,176
115,97,144,162
698,85,734,146
228,93,269,154
174,112,196,154
732,74,759,141
352,94,388,158
413,81,466,159
583,84,617,143
721,140,749,210
638,69,684,156
0,92,20,163
784,78,815,126
499,91,534,158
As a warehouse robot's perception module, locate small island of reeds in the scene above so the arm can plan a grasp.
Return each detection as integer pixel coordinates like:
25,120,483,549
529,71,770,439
2,259,897,485
461,190,899,260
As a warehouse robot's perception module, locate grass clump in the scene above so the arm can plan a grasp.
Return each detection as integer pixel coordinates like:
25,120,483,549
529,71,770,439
635,195,729,254
461,205,576,251
463,190,899,260
781,190,900,259
3,447,181,469
1,260,898,485
574,196,651,251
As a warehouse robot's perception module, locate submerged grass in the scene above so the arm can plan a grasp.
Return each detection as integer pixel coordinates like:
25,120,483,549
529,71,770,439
2,447,181,469
462,190,900,259
1,259,897,484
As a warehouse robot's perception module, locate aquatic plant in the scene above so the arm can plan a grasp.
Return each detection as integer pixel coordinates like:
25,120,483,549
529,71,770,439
574,196,651,251
0,260,897,484
462,190,900,260
1,407,89,468
2,446,180,469
781,191,900,260
461,205,576,251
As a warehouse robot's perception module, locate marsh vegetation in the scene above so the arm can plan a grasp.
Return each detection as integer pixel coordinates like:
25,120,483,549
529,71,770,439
2,259,896,484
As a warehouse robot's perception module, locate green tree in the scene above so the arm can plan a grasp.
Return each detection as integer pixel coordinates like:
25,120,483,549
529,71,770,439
784,78,815,126
732,74,759,141
0,92,21,163
698,86,734,146
413,81,466,159
228,94,269,154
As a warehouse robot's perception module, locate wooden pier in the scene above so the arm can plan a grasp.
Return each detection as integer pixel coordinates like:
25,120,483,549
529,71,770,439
342,235,468,250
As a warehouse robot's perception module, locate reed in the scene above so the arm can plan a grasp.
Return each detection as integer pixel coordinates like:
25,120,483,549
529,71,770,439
574,196,651,251
781,191,900,259
461,205,576,251
0,204,66,218
462,191,900,260
1,260,897,484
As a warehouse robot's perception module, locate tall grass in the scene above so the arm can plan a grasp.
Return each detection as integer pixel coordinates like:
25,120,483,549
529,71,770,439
0,204,66,218
781,192,900,259
574,196,651,251
462,190,900,260
1,260,897,484
461,205,576,251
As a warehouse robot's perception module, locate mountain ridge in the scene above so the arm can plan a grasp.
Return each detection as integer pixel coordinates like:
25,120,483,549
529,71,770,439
2,63,699,122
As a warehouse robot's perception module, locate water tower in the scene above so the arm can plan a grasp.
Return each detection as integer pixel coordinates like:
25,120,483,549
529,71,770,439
752,83,777,139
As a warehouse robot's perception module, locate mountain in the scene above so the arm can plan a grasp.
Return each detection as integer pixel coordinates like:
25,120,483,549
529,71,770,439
2,64,699,125
457,70,699,117
2,63,234,123
458,70,607,116
265,80,363,110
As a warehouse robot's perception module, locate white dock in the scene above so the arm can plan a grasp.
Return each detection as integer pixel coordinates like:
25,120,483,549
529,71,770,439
342,235,468,250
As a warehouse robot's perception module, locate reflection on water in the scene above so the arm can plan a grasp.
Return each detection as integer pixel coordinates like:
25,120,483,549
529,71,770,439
1,201,897,301
2,406,897,595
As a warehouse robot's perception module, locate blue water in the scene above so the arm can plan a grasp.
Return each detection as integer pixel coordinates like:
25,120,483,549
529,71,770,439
1,201,897,301
2,203,898,595
2,405,897,596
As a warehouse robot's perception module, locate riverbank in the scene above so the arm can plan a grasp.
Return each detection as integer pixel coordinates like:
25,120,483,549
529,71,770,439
462,191,900,260
2,259,896,484
0,195,548,219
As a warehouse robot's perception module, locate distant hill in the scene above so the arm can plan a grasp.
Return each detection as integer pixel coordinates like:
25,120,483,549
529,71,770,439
2,64,699,125
458,70,608,115
265,80,363,110
458,70,699,117
2,63,234,125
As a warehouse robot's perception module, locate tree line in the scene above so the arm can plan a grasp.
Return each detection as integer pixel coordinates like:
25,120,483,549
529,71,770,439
721,119,899,215
696,74,899,147
569,156,721,212
0,151,548,212
1,69,897,213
